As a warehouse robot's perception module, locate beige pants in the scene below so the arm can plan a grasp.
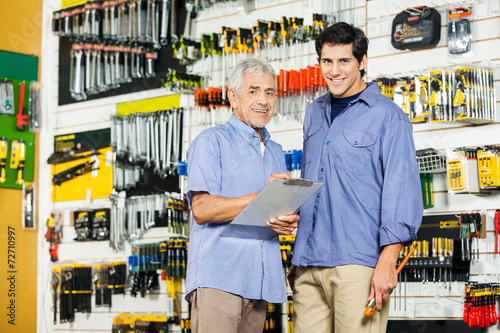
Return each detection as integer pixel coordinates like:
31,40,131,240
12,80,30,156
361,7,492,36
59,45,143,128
190,288,267,333
293,265,390,333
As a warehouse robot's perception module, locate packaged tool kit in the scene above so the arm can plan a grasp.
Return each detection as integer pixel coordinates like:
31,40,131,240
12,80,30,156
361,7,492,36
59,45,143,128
391,6,441,50
446,147,491,195
447,4,475,56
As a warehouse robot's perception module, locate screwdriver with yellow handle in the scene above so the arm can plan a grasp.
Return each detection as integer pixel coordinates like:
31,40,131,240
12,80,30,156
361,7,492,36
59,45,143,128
0,137,7,183
364,241,417,316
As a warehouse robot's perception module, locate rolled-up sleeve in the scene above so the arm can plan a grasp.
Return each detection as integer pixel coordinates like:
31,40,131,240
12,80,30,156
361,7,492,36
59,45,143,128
379,119,423,247
186,135,221,204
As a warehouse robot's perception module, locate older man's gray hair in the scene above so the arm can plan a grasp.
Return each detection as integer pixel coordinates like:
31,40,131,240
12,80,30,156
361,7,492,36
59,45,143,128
228,58,276,96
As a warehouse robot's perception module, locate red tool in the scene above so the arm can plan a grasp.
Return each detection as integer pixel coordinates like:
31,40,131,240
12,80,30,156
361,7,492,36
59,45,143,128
16,81,28,131
490,289,497,324
464,284,470,323
364,242,417,316
494,210,500,254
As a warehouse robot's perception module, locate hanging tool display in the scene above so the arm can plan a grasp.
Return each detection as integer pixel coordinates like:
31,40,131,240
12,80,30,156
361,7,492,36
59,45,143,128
374,64,496,124
74,210,93,241
163,68,203,91
45,213,63,262
51,266,61,324
463,283,499,328
59,264,93,323
9,139,26,186
0,80,15,115
477,145,500,190
94,263,112,307
109,191,188,250
52,0,189,101
92,260,126,308
111,108,184,187
183,12,334,108
28,81,41,132
391,6,441,50
446,146,497,194
128,242,162,297
447,4,474,55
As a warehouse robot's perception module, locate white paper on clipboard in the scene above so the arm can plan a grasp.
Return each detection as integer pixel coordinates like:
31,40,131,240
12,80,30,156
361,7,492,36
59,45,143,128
220,178,323,240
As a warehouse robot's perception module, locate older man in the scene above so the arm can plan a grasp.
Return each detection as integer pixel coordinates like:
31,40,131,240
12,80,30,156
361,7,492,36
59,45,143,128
185,58,300,333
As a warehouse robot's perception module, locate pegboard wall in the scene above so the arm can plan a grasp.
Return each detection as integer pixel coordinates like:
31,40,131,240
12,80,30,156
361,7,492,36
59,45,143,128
37,0,500,332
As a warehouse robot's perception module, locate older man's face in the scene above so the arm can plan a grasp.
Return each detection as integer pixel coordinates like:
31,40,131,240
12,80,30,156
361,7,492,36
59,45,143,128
229,72,277,134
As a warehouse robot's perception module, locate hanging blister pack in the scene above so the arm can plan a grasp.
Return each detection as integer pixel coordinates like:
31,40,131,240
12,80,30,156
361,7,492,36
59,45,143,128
447,4,475,56
0,80,15,115
413,75,430,123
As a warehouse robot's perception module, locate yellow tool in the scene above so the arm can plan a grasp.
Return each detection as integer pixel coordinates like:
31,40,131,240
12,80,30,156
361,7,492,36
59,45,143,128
0,137,7,183
9,139,26,185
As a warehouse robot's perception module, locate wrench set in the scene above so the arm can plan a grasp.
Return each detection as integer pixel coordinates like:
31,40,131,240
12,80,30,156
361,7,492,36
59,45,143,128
110,191,188,251
53,0,184,101
111,108,183,190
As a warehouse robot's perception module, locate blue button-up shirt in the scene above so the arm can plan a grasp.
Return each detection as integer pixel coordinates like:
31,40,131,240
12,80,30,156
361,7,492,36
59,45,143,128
186,114,287,303
292,82,423,268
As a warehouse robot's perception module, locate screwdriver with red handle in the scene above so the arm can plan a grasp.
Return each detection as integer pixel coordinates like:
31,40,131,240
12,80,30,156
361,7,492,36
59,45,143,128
364,241,417,316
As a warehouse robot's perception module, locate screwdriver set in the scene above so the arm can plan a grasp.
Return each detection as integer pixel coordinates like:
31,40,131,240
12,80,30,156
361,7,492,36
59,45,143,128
375,64,496,125
463,283,499,328
127,238,187,298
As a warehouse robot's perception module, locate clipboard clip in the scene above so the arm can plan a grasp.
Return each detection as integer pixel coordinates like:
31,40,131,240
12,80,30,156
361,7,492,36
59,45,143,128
283,178,313,187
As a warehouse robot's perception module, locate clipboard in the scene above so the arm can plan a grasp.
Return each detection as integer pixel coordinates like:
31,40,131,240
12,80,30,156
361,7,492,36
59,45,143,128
220,178,323,240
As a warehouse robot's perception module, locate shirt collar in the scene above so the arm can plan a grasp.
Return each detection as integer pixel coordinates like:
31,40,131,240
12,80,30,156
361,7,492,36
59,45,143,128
318,82,381,110
229,114,270,143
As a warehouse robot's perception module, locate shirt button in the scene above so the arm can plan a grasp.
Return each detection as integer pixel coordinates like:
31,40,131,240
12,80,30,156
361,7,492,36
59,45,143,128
320,167,324,172
326,141,330,145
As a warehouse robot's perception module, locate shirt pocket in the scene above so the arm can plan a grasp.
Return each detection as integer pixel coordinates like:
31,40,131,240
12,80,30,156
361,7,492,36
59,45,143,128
303,124,324,168
333,127,377,175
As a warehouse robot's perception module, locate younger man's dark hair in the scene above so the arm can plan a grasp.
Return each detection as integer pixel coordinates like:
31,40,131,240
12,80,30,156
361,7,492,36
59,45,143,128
315,22,369,77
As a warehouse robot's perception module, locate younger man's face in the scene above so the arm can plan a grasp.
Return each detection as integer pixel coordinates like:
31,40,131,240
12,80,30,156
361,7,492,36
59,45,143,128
319,43,367,98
